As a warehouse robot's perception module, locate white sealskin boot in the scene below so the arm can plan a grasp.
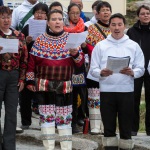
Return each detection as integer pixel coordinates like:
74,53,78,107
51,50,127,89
102,137,118,150
89,107,101,135
41,126,55,150
119,139,134,150
100,119,104,134
58,128,72,150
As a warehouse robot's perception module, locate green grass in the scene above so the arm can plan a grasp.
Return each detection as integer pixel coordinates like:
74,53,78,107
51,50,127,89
139,94,146,131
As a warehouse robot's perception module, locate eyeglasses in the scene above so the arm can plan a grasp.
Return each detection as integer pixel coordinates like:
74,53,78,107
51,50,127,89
0,17,11,20
69,12,80,16
139,12,150,16
35,12,46,15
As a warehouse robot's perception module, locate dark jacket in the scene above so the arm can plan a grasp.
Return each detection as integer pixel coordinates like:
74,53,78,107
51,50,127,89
127,21,150,76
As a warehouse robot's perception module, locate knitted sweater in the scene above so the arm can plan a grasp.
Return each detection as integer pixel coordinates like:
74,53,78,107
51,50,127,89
26,31,84,86
0,29,28,82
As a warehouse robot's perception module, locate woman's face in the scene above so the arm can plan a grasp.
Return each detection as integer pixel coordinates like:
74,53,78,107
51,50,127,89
47,13,63,33
0,13,11,31
34,9,47,20
68,6,80,24
98,6,111,24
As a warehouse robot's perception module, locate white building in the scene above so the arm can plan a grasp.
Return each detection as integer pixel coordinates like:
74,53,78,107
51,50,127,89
4,0,126,15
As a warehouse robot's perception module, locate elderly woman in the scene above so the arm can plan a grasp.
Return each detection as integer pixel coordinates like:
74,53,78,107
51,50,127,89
81,1,112,135
0,6,28,150
63,3,87,33
26,9,84,150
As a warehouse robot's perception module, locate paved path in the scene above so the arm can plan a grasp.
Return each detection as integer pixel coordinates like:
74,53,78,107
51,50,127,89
1,104,150,150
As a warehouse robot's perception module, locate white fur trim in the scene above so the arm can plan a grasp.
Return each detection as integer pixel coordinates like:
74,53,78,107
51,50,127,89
102,137,118,147
119,139,134,149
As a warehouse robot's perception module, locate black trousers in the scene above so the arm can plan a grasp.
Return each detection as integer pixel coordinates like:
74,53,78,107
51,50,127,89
72,86,87,125
100,92,134,139
0,70,19,150
20,87,34,126
133,76,150,133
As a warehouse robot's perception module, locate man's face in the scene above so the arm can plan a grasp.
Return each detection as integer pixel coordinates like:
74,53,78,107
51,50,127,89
109,17,126,40
71,0,83,10
28,0,37,5
137,8,150,25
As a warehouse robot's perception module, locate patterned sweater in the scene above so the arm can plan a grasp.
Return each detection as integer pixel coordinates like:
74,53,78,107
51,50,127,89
26,31,84,86
86,20,111,60
0,29,28,82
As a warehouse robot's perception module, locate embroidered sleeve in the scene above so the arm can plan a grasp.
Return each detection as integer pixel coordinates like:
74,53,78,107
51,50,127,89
19,34,28,82
26,53,36,86
72,47,85,67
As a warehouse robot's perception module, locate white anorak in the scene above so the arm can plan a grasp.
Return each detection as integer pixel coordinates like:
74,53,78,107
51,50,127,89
11,0,38,30
90,34,145,92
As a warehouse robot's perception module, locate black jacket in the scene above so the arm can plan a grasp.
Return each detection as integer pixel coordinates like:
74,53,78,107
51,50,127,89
127,21,150,76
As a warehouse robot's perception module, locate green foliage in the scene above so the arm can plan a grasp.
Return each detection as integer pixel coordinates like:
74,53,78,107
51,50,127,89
139,98,146,131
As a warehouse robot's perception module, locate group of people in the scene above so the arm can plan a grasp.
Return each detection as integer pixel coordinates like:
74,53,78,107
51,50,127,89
0,0,149,150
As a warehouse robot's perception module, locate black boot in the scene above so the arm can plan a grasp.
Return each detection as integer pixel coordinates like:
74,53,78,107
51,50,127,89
104,146,118,150
72,124,81,134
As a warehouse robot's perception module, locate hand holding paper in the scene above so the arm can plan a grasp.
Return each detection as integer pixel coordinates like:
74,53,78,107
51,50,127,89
106,56,130,73
101,68,113,77
69,48,78,55
120,67,134,76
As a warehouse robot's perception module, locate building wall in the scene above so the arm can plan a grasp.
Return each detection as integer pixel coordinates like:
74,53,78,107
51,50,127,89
4,0,126,15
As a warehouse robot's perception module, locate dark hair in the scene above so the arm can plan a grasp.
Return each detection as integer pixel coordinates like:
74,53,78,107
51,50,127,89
68,3,81,13
109,13,126,25
92,0,102,9
47,9,63,21
136,5,150,16
49,1,63,11
96,1,112,14
0,6,12,15
33,3,48,15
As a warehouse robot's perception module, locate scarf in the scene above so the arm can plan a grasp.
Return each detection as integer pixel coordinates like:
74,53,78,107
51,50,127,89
63,17,85,33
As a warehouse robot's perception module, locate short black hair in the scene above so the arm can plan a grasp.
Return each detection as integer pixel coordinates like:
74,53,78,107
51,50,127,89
49,1,63,11
109,13,126,25
136,5,150,16
33,3,48,15
68,3,81,13
96,1,112,14
47,9,63,21
92,0,102,9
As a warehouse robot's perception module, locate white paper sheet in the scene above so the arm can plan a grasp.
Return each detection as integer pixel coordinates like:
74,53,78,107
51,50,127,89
0,38,19,54
63,31,88,49
106,56,130,73
29,19,47,41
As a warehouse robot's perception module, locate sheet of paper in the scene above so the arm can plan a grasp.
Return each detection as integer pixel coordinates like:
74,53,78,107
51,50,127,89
29,19,47,41
63,31,88,49
106,56,130,73
0,38,19,54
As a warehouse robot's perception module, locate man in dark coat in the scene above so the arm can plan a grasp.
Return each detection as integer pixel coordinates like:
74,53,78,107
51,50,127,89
127,5,150,136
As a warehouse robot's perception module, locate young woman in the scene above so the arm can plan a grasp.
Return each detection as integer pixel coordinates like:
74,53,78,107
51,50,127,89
64,3,88,134
20,3,48,130
81,1,112,135
26,9,84,150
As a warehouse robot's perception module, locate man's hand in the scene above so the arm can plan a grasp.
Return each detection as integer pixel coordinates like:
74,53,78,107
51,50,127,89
18,82,24,92
27,86,36,92
120,67,134,76
69,48,78,56
26,36,33,44
0,46,3,52
101,68,113,77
